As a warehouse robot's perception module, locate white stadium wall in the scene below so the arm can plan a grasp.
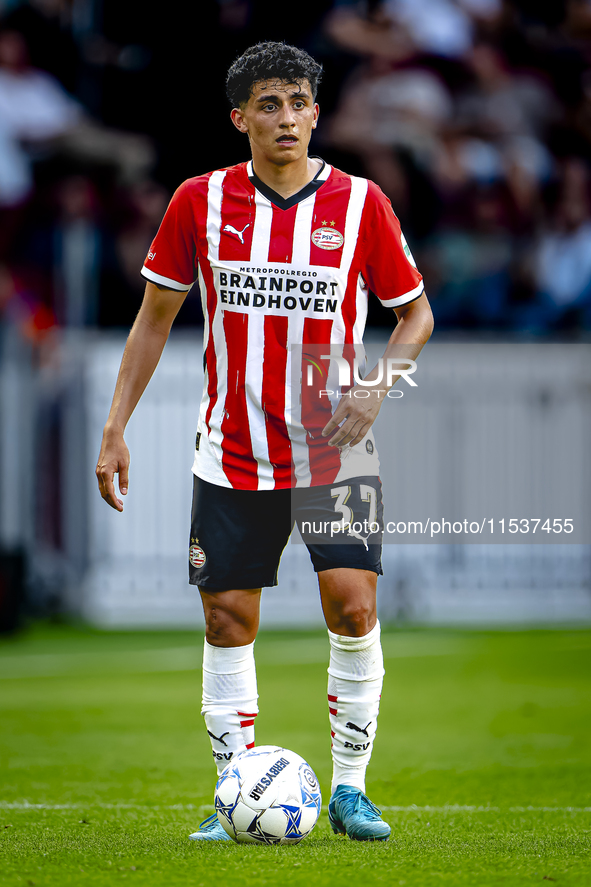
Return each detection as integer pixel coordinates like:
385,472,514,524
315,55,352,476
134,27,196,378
82,333,591,628
1,329,589,628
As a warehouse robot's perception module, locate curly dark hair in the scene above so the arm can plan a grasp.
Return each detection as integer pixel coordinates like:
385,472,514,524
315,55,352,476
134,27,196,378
226,41,323,108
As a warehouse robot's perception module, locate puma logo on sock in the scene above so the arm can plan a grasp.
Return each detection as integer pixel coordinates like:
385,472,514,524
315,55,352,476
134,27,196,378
345,721,371,737
207,730,230,747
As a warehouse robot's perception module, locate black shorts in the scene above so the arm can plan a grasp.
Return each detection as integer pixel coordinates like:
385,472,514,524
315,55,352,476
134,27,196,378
189,475,384,590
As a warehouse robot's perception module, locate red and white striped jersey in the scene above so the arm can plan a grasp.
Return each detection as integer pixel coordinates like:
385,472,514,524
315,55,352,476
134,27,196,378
141,160,423,490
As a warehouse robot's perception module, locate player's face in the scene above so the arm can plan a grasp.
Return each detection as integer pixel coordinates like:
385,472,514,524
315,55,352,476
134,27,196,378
231,79,319,166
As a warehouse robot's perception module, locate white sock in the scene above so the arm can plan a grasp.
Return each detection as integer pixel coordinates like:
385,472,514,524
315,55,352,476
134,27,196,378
201,639,259,776
327,620,385,795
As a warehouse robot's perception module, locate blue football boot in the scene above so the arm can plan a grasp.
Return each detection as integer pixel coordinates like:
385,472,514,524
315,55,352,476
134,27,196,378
328,784,391,841
189,813,231,841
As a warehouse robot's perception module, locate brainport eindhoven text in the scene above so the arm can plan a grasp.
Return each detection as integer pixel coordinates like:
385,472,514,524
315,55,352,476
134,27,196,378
217,269,339,312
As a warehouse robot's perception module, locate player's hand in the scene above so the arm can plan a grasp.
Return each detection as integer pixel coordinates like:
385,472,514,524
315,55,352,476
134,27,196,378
321,386,383,449
96,427,130,512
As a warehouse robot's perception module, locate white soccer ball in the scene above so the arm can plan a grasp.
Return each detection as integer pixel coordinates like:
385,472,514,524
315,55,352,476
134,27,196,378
214,745,322,844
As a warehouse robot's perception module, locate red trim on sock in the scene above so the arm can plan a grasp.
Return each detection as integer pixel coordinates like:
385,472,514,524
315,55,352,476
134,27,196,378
329,707,337,716
240,719,255,728
246,741,255,749
327,694,338,702
237,711,258,718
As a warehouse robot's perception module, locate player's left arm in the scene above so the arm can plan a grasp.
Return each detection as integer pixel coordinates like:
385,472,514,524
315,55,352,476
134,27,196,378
321,292,433,448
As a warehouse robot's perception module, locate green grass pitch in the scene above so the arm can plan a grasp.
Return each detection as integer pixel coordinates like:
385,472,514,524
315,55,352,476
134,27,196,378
0,624,590,886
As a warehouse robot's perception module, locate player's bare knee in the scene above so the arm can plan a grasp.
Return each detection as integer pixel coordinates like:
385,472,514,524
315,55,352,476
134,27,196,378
331,600,375,637
204,604,256,646
205,606,234,645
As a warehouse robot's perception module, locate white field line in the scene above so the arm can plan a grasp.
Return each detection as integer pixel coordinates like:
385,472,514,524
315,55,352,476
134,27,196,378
0,801,589,813
1,635,589,680
0,646,201,680
0,637,470,680
0,801,213,811
382,805,591,813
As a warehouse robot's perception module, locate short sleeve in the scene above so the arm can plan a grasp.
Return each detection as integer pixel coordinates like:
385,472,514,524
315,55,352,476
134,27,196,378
361,183,424,308
141,181,198,292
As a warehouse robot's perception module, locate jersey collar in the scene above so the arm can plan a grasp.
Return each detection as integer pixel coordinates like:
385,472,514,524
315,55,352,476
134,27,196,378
247,157,331,210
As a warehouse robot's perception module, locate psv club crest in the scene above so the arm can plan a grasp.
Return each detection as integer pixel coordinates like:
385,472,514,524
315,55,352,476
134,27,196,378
189,543,206,568
311,226,344,250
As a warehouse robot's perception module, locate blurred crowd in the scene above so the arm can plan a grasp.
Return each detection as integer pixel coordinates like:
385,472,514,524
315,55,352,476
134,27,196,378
2,0,591,340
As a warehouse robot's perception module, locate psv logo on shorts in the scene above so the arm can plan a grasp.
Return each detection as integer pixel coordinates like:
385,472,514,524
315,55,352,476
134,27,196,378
189,544,206,568
311,226,344,250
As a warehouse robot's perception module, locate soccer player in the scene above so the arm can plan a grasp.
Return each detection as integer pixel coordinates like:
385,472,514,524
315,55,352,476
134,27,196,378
96,42,433,842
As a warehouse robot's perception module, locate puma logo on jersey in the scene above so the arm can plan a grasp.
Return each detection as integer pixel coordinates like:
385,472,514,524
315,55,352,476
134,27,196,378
345,721,371,737
223,223,250,244
207,729,230,747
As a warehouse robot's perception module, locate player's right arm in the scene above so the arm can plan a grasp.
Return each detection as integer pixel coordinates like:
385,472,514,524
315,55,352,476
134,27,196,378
96,281,188,511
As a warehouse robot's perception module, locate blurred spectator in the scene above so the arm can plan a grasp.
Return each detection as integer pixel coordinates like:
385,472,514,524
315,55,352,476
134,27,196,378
514,158,591,332
50,175,101,327
0,114,32,260
0,0,81,94
108,178,205,327
113,180,170,297
0,29,82,141
0,28,155,184
0,116,33,207
325,0,503,64
322,2,591,332
322,55,451,231
13,172,169,331
382,0,500,59
1,0,591,335
326,60,453,168
97,179,172,328
431,42,557,234
20,175,102,327
450,40,558,205
456,42,560,141
0,26,73,258
217,0,250,30
0,261,55,347
325,2,416,63
425,183,514,328
564,0,591,40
